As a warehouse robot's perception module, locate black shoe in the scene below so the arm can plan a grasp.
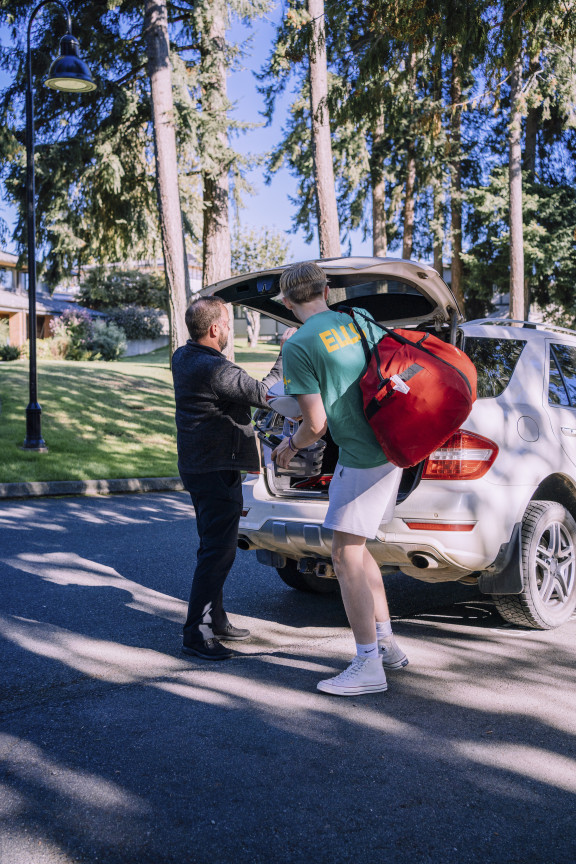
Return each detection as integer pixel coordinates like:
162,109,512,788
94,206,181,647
182,638,234,660
212,623,251,641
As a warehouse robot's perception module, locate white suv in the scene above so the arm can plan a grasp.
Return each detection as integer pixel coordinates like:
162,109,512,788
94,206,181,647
213,257,576,631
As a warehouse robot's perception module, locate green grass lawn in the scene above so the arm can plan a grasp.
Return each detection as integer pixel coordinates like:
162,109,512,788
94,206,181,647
0,339,282,483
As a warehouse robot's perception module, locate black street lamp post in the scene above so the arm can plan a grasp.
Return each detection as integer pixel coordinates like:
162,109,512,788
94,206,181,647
23,0,96,451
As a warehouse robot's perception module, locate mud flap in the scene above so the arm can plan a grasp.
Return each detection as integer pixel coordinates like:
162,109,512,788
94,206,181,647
478,523,523,595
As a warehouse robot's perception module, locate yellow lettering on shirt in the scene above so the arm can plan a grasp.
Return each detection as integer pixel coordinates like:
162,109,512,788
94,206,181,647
319,322,364,353
319,330,339,352
333,327,352,348
348,323,361,343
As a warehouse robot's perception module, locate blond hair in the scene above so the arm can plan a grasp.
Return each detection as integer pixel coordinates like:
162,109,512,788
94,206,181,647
279,261,327,305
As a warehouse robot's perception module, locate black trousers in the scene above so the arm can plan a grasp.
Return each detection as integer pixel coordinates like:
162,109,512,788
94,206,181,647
180,469,243,643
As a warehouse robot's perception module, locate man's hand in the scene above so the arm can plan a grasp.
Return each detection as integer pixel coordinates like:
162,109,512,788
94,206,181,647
272,436,296,469
280,327,297,349
271,393,327,470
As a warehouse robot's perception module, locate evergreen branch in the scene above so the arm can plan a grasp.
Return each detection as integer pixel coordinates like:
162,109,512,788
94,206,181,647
170,14,196,24
486,0,527,32
174,43,201,53
115,65,147,86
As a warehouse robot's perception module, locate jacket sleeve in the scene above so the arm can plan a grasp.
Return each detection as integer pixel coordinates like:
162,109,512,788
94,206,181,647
212,353,283,408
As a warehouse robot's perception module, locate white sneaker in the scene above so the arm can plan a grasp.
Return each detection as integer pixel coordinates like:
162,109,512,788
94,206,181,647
379,637,409,670
317,656,388,696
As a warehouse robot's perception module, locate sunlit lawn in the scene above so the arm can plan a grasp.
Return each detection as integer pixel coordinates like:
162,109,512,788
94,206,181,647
0,338,282,483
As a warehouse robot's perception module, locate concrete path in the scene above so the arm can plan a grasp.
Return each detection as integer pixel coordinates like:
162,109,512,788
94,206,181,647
0,492,575,864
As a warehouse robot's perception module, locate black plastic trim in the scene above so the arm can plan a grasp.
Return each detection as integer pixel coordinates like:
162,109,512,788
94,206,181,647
478,523,523,595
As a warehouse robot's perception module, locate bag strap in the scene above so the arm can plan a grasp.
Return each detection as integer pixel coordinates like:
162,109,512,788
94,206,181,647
338,306,472,396
339,305,415,348
337,306,372,364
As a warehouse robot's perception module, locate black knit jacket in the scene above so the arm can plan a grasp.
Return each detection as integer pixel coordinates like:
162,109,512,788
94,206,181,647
172,341,283,474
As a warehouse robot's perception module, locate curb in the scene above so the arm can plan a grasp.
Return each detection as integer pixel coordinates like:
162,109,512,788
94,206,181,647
0,476,185,500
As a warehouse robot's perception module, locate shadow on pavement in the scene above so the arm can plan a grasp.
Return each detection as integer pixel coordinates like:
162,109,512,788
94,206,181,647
1,493,575,864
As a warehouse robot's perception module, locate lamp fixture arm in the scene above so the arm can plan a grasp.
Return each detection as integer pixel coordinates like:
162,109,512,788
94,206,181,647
27,0,72,66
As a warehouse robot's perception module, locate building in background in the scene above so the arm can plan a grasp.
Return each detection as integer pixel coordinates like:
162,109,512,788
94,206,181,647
0,250,102,347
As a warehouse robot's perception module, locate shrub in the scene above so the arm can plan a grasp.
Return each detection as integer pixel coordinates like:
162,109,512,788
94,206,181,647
48,309,126,361
106,305,164,341
0,344,21,361
78,269,167,311
20,337,68,360
89,319,126,361
50,309,93,360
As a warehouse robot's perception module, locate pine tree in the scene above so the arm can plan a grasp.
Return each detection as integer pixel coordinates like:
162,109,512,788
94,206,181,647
0,1,162,284
144,0,191,352
308,0,341,257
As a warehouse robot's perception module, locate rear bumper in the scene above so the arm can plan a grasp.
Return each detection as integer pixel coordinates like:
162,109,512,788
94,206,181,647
239,475,533,582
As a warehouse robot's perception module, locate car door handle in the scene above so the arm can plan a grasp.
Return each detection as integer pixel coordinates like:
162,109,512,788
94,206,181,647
561,426,576,436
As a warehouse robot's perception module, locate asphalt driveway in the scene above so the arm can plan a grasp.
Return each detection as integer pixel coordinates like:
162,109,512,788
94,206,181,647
1,492,575,864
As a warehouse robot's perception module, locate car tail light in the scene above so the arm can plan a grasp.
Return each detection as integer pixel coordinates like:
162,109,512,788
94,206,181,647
422,430,498,480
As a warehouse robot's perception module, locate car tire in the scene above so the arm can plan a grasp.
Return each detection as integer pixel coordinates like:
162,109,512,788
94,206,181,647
492,500,576,630
276,560,339,594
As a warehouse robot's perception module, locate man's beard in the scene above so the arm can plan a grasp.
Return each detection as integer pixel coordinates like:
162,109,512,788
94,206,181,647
218,332,228,352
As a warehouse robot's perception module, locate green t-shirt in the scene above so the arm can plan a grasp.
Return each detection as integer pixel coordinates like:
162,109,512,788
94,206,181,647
282,309,388,469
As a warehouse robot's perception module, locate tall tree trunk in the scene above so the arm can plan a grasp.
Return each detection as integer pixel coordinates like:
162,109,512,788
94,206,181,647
523,56,539,317
200,0,233,358
432,187,443,274
402,50,417,260
308,0,341,259
144,0,191,357
371,116,387,257
402,151,416,259
509,45,525,321
432,52,444,275
524,56,540,179
449,51,465,313
245,308,261,348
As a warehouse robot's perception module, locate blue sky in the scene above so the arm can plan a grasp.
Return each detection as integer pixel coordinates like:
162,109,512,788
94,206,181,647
0,7,372,262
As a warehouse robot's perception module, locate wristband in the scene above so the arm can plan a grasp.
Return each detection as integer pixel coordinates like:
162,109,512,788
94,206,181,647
288,434,300,453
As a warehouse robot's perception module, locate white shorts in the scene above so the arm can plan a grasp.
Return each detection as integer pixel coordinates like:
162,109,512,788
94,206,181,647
323,461,402,540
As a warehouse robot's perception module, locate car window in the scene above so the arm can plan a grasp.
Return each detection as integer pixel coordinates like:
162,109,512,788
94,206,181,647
548,351,570,406
550,344,576,407
462,337,526,398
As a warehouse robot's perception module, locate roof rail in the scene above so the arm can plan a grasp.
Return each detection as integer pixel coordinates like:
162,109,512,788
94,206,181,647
464,317,576,338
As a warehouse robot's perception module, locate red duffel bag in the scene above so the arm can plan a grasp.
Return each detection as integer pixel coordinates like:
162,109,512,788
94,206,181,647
343,309,477,468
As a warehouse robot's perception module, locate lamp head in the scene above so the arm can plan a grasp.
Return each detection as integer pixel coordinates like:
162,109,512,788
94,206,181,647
45,33,96,93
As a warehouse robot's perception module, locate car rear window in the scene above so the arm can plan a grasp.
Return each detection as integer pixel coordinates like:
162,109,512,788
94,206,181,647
462,337,526,398
549,343,576,406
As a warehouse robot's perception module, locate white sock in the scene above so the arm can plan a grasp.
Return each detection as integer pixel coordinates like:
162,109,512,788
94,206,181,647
356,641,379,659
376,620,393,641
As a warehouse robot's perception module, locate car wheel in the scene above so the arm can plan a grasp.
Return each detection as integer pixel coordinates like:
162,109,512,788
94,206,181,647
493,500,576,630
276,560,339,594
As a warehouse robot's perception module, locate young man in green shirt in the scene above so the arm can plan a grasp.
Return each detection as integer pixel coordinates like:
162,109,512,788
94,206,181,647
273,262,408,696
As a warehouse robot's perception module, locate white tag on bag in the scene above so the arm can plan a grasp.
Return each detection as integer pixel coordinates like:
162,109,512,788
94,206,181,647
391,374,410,394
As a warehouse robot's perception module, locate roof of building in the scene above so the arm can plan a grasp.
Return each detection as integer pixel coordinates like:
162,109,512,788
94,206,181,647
0,288,105,317
0,251,25,271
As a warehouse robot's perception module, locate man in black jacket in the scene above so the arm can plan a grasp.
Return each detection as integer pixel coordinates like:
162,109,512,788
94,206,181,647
172,296,290,660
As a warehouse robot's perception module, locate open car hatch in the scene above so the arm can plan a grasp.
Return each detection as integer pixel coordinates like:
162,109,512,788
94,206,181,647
208,257,462,330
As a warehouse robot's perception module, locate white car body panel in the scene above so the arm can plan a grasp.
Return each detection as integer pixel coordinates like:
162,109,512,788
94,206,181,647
237,322,576,587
